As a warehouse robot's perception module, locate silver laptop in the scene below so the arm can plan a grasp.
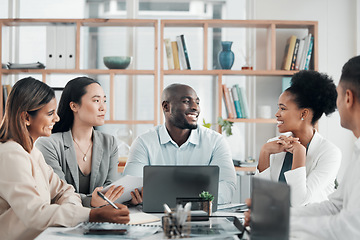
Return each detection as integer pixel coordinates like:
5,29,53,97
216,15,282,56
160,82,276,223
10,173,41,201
142,165,219,213
250,177,290,240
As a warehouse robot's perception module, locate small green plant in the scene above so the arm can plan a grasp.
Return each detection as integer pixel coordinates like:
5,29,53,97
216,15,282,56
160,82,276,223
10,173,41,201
199,191,214,202
202,118,212,128
217,117,233,137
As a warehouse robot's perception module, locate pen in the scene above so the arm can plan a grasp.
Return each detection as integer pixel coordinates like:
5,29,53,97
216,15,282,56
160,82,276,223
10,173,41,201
97,191,119,209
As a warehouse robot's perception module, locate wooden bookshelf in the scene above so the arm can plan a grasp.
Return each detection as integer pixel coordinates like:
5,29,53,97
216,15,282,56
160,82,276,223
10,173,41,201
0,18,159,126
159,19,317,123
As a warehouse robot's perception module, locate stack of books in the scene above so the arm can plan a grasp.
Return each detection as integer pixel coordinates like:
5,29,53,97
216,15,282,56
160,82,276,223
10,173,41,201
164,35,191,70
281,33,314,71
222,84,249,119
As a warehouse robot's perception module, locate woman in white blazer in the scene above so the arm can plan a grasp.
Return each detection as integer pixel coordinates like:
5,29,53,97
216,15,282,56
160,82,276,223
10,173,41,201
256,70,341,207
37,77,124,207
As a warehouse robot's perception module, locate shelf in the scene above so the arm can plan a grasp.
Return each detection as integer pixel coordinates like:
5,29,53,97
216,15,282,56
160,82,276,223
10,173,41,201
162,69,299,76
225,118,277,124
0,18,157,27
162,19,317,29
0,69,156,75
0,18,159,127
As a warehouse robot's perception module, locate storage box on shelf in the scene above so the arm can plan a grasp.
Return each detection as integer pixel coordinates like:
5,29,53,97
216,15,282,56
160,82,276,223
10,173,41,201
159,19,317,126
0,18,159,127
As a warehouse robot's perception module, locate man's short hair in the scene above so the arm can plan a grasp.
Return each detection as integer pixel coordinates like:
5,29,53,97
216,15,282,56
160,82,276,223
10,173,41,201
340,55,360,101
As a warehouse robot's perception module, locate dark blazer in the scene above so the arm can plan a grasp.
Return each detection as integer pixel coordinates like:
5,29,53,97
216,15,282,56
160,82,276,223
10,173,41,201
36,129,119,207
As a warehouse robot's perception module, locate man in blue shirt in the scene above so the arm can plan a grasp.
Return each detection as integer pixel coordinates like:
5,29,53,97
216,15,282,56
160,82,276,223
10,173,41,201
123,83,236,204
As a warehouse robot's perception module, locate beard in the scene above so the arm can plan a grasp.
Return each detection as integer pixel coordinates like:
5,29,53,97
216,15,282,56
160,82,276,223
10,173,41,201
169,111,198,130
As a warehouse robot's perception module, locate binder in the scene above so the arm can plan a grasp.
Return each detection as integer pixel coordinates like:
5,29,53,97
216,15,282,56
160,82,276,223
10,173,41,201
55,26,66,69
65,26,76,69
46,26,56,69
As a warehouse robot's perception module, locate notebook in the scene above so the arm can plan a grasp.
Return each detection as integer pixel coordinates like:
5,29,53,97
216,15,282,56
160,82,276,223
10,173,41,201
250,177,290,240
142,165,219,213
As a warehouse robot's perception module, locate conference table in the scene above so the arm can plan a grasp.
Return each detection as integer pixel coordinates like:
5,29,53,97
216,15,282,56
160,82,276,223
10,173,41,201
36,204,248,240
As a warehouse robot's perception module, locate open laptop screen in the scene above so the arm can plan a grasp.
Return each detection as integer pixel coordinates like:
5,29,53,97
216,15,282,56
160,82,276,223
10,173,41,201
142,165,219,213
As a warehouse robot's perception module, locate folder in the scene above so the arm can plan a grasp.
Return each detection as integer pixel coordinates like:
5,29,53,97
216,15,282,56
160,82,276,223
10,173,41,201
55,26,66,69
65,26,76,69
46,26,56,69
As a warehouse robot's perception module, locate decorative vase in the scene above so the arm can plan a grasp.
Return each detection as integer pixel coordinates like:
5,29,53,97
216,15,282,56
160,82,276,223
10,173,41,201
219,41,235,69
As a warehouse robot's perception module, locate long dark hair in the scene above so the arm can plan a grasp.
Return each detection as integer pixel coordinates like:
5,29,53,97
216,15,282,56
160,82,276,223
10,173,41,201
52,76,100,133
0,77,55,152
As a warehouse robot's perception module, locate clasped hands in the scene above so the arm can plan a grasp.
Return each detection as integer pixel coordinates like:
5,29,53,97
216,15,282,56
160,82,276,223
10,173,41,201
266,135,303,154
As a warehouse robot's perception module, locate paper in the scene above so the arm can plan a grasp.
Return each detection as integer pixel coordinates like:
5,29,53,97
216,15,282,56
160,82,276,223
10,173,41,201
128,212,160,225
102,175,143,203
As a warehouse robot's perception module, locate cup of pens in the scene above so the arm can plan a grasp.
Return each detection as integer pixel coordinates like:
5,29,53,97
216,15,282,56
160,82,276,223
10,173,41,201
162,203,191,239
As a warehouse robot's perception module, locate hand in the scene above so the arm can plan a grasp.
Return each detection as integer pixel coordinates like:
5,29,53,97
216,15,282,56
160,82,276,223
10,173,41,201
244,198,251,227
130,187,143,205
91,185,124,207
89,204,130,224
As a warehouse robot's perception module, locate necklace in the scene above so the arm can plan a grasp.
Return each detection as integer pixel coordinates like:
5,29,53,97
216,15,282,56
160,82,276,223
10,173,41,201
73,138,92,161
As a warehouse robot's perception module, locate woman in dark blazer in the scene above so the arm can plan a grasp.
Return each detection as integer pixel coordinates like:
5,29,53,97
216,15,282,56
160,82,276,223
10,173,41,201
36,77,123,207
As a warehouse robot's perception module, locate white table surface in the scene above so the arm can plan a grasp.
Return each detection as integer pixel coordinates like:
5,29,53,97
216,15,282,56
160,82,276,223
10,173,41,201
36,204,246,240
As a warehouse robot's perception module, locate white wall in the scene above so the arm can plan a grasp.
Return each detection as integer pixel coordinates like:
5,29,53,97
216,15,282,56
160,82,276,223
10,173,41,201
251,0,357,182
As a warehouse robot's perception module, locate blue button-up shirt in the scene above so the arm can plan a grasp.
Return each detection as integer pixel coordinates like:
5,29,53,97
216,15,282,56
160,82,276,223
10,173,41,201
123,124,236,204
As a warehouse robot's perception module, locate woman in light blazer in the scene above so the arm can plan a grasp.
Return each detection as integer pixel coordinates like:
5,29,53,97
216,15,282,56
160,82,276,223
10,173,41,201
256,70,341,207
0,77,129,239
37,77,123,207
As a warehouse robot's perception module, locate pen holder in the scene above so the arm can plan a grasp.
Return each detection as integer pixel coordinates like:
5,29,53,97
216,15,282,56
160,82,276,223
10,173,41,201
201,200,213,216
162,210,191,238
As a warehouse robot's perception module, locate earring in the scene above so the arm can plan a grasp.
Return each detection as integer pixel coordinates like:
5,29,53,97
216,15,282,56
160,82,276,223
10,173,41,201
301,117,304,121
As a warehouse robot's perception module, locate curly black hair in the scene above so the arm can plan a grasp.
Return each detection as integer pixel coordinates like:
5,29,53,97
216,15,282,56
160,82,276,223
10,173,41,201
285,70,337,126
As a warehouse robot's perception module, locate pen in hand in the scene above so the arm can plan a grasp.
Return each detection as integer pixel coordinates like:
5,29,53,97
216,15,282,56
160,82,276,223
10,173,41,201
97,191,119,209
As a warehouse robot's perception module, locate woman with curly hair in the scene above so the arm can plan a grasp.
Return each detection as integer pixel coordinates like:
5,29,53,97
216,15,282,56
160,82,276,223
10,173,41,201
256,70,341,207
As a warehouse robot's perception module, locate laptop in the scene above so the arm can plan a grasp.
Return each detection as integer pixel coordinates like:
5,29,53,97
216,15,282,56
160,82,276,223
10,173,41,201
250,177,290,240
142,165,219,213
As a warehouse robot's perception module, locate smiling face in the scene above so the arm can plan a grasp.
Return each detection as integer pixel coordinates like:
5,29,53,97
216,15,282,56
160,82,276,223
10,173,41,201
71,83,107,127
166,85,200,130
27,98,59,141
275,91,304,133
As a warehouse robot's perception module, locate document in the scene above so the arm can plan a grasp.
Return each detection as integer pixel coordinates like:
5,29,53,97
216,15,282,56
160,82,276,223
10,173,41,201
102,175,143,203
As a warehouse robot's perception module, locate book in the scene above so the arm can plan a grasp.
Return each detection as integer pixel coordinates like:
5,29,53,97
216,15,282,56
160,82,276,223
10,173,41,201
304,36,314,70
239,87,249,118
222,84,235,119
299,33,312,70
233,84,244,118
228,87,237,119
164,38,174,70
176,35,187,70
101,175,142,203
294,39,305,70
290,38,300,70
231,86,242,118
128,212,160,225
281,35,297,70
180,34,191,69
171,41,180,70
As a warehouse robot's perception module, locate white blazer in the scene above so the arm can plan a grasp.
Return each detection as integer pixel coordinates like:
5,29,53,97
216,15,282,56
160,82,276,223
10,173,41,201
256,131,341,207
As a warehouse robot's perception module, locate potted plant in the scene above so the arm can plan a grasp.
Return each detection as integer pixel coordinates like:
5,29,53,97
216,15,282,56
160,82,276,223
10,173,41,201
199,191,214,216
